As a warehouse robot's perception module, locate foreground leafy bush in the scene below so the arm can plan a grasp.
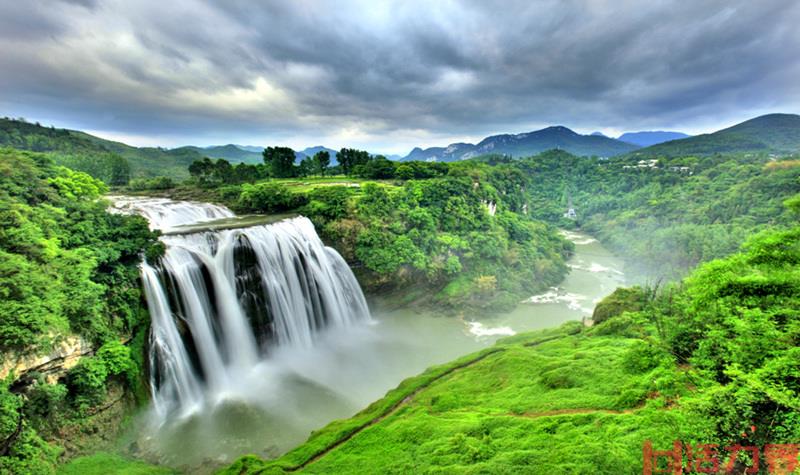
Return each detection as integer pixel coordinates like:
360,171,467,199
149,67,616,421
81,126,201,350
0,148,159,472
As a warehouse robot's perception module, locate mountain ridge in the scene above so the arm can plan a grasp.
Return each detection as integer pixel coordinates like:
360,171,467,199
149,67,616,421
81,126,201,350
630,113,800,157
401,125,640,162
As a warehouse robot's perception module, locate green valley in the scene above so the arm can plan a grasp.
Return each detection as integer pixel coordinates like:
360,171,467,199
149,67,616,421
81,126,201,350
224,222,800,474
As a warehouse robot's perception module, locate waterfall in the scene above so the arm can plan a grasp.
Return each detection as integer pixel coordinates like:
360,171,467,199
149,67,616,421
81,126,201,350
108,195,235,232
115,198,371,418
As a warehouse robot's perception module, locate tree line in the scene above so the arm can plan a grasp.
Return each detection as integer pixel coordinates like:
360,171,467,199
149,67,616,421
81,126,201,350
187,146,453,185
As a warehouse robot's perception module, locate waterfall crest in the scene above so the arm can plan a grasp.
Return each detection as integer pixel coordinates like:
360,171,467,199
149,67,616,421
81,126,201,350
116,198,370,417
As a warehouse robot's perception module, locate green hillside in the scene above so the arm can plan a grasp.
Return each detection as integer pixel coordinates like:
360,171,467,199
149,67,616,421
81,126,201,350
0,118,205,181
174,144,262,164
633,113,800,157
224,223,800,474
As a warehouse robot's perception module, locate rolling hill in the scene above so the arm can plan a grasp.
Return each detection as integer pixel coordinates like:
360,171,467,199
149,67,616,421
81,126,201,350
631,113,800,157
0,118,204,180
175,144,262,164
402,126,640,162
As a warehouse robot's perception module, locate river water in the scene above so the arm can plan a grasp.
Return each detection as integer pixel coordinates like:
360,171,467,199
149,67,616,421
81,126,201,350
115,198,625,471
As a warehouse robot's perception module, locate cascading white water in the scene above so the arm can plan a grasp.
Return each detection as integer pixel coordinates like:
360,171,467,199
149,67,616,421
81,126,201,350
114,198,370,418
109,195,235,232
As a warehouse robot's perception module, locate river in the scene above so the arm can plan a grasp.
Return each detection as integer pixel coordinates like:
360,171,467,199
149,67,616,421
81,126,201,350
112,197,625,471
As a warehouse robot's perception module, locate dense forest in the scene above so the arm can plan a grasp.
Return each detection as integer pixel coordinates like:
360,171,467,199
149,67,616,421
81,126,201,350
0,148,160,474
518,149,800,279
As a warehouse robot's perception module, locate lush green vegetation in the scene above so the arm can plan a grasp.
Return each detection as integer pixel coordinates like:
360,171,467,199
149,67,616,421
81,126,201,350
57,452,175,475
170,152,574,311
2,115,799,473
631,113,800,157
170,143,800,304
516,149,800,279
0,147,160,474
224,220,800,474
0,118,206,181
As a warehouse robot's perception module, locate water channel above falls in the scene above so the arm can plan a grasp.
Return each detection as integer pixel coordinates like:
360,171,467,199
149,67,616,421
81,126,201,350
110,197,625,471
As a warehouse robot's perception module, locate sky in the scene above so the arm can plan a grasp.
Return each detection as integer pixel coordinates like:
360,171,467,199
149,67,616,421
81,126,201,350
1,0,799,155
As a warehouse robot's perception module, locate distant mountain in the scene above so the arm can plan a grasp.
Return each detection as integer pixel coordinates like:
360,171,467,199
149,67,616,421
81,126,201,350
0,118,203,180
236,145,264,153
632,113,800,157
297,146,339,165
617,131,690,147
175,144,262,164
401,126,639,162
590,131,608,137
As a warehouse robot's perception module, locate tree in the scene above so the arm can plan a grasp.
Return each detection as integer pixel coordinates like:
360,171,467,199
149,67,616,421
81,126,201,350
108,154,130,186
298,157,314,177
313,151,330,176
263,146,297,178
356,156,396,179
338,148,370,176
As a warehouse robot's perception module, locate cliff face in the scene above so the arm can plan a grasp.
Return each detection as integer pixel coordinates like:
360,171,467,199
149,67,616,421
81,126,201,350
1,336,92,384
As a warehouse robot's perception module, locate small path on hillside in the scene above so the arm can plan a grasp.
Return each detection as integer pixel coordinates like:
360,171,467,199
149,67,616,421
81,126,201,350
503,407,643,419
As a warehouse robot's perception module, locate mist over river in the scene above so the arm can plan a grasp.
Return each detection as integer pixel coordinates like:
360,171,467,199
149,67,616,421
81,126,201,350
111,197,625,472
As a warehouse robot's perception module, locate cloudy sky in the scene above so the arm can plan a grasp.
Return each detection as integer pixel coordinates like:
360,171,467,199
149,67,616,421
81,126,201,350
1,0,799,154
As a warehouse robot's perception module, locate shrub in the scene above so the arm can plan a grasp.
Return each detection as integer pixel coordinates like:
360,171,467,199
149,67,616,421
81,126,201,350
591,286,646,324
238,182,307,213
65,357,108,409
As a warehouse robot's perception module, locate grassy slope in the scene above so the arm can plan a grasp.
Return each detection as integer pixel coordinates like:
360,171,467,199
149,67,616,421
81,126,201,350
632,113,800,157
58,453,175,475
221,324,702,474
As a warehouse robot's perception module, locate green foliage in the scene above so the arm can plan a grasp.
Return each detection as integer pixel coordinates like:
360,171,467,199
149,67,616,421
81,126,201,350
785,193,800,214
65,340,136,412
263,146,297,178
518,149,800,279
353,155,396,179
0,118,203,181
66,358,109,410
1,381,61,475
633,113,800,157
591,286,647,324
224,225,800,474
0,147,160,471
238,182,308,213
312,150,330,176
337,148,370,176
188,157,266,186
222,326,700,474
127,176,175,191
317,174,572,311
301,186,354,221
58,452,176,475
49,167,108,200
0,148,159,350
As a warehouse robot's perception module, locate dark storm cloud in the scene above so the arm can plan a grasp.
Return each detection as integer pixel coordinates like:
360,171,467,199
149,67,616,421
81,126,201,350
1,0,799,149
